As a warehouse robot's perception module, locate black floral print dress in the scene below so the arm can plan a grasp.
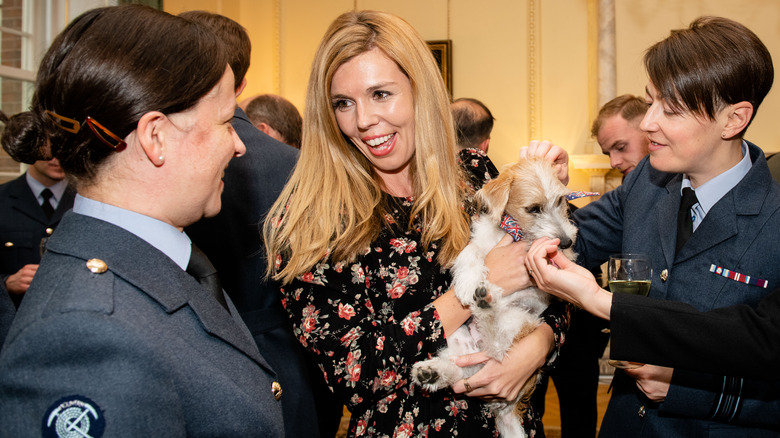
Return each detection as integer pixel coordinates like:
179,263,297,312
277,149,569,437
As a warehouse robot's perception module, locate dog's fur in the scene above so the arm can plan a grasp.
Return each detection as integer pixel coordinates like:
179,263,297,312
411,157,578,438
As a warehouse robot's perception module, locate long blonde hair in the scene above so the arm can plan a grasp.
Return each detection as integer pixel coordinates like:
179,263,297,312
264,10,470,284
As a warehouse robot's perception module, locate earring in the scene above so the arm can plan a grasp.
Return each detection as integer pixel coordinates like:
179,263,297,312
159,155,165,163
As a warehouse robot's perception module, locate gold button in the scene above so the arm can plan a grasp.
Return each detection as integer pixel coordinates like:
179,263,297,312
271,381,282,400
45,228,54,236
660,269,668,282
86,259,108,274
3,241,13,247
638,405,646,418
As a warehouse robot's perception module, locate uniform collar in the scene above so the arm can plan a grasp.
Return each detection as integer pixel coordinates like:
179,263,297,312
73,194,191,269
681,140,752,216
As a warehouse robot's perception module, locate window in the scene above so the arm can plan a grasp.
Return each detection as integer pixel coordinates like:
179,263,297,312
0,1,161,183
0,0,49,181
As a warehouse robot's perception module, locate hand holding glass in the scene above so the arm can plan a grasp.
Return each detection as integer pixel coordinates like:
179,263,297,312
608,254,652,369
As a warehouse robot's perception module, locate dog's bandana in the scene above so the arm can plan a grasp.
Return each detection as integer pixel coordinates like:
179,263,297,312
565,191,600,201
499,192,600,242
500,215,525,242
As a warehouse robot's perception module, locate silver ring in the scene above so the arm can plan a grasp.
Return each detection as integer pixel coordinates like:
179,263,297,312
463,378,473,392
529,268,534,275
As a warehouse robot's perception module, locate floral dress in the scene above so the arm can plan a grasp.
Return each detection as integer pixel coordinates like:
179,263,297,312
278,149,569,437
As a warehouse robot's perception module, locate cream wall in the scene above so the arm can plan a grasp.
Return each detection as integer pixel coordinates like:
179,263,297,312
165,0,780,193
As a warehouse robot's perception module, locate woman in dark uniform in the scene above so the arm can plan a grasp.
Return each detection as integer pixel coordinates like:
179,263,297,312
0,5,284,436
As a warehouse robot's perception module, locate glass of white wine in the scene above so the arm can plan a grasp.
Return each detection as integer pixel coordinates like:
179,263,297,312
607,253,652,369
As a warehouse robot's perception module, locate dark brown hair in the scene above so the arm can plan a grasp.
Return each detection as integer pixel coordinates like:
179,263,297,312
452,97,494,149
6,5,229,182
590,94,647,138
0,111,47,164
178,10,251,89
645,16,773,136
245,94,303,148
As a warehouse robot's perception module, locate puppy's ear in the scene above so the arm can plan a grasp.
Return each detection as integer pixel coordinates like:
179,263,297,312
476,173,512,223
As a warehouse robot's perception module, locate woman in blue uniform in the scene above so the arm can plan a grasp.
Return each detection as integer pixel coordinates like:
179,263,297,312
528,16,779,437
0,5,284,437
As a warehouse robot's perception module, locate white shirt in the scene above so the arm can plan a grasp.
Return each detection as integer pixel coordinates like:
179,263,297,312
25,172,68,209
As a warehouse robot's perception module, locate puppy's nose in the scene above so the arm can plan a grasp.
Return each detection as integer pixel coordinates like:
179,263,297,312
558,237,573,250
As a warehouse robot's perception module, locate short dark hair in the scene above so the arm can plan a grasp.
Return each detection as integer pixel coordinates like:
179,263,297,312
590,94,647,138
179,10,251,88
645,16,773,136
0,111,47,165
245,94,303,148
8,5,229,182
452,97,494,149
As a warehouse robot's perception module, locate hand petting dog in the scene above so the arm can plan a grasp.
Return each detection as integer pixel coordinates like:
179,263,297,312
526,237,610,320
520,140,570,186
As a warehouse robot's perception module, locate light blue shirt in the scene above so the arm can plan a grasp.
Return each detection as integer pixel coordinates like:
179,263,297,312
73,194,192,270
26,172,68,209
682,141,752,232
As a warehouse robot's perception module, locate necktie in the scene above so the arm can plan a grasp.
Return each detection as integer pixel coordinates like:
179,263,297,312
675,187,699,254
186,243,229,311
41,189,55,220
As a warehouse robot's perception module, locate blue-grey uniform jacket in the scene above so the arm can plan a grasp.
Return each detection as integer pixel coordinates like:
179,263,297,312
0,212,285,437
573,141,780,436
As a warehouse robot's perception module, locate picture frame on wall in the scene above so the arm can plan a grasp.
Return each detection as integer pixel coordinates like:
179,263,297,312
427,40,452,96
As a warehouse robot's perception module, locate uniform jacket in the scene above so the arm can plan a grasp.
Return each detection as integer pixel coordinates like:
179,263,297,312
0,174,75,298
610,287,780,381
0,174,75,347
185,108,322,437
573,142,780,436
0,212,284,437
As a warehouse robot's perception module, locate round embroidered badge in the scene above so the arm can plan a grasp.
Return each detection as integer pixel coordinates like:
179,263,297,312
43,395,105,438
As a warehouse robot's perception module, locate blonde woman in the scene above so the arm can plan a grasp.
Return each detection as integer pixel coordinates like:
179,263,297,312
264,10,569,437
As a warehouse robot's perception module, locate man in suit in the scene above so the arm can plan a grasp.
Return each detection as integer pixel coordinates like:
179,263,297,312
592,94,649,176
243,94,303,149
452,97,494,153
0,157,75,346
179,11,330,437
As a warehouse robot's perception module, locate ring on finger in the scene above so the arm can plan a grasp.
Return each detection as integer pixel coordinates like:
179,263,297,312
463,378,473,393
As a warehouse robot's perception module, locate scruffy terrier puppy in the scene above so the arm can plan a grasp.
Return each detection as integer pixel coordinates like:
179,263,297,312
412,157,579,438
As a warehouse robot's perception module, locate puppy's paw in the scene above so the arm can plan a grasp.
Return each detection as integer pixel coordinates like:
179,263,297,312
412,361,448,392
413,364,439,385
412,357,464,392
454,284,476,307
474,285,491,309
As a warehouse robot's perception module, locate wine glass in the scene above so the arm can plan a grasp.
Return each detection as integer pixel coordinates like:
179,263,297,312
607,253,652,369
